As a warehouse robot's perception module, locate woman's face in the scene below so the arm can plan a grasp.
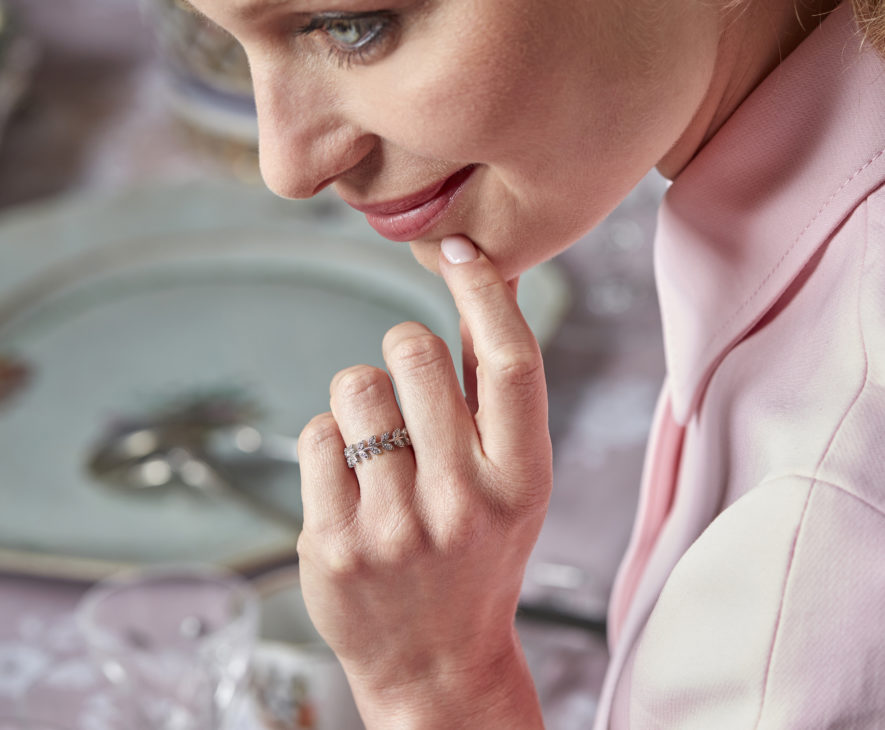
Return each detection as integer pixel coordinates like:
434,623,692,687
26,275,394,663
189,0,720,281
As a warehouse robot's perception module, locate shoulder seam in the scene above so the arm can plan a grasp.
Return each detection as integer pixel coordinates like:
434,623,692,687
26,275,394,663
754,201,873,729
757,473,885,521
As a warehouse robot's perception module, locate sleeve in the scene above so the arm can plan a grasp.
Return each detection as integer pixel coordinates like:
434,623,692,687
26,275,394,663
627,475,885,729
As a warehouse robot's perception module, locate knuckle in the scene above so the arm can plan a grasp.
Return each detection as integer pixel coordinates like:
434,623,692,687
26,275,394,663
298,413,341,453
493,464,553,523
301,531,366,580
435,502,484,552
388,331,450,375
503,484,552,523
331,365,389,401
374,512,427,564
487,344,544,387
325,544,365,579
383,321,430,347
464,270,507,302
295,531,316,565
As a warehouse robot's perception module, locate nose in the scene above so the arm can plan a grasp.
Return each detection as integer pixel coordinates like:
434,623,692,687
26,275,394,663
247,54,375,199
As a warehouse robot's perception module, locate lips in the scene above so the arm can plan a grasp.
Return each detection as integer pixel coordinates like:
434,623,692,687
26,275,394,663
344,165,476,242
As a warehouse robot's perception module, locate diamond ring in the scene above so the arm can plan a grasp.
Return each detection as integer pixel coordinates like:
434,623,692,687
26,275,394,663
345,427,411,468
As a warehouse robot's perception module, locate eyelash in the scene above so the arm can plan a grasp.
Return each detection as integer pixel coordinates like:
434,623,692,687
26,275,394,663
294,11,400,68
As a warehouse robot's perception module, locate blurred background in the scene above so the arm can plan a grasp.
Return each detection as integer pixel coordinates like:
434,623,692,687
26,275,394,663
0,0,667,727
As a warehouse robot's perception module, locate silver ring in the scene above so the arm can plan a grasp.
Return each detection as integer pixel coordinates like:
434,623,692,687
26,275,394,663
345,427,411,468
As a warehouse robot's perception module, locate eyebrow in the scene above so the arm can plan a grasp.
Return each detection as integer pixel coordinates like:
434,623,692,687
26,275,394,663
184,0,364,26
179,0,295,24
227,0,362,22
227,0,297,21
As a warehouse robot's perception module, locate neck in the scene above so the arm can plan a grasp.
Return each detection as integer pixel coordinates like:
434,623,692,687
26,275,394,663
657,0,841,179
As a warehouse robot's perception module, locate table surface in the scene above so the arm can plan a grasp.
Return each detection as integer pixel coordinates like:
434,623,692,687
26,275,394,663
0,0,668,726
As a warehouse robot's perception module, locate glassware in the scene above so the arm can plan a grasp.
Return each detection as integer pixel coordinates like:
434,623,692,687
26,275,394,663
76,564,258,730
17,609,129,730
250,568,361,730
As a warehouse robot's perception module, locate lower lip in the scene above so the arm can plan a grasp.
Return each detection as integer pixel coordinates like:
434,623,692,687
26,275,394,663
363,166,476,242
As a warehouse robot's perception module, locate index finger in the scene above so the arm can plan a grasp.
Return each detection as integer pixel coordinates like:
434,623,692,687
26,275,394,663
459,277,519,417
438,235,550,472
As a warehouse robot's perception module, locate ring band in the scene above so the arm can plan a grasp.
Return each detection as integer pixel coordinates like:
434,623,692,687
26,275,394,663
345,427,411,468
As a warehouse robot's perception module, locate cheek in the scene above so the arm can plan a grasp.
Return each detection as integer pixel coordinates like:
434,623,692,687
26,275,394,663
347,12,543,164
355,67,520,163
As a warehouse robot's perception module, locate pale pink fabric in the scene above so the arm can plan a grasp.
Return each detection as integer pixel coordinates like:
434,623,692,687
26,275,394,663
595,5,885,727
606,393,684,646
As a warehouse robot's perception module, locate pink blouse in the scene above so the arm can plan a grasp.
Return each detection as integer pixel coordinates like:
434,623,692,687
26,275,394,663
596,4,885,727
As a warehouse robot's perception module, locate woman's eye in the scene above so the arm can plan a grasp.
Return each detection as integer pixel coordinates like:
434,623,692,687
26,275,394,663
324,17,382,49
296,12,399,66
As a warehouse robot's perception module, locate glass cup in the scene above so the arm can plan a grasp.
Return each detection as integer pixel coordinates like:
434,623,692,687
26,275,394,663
250,568,362,730
76,564,259,730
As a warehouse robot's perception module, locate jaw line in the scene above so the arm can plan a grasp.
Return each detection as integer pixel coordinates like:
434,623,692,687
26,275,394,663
409,239,443,275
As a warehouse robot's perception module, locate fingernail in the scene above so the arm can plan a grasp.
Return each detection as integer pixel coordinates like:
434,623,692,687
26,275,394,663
441,235,478,264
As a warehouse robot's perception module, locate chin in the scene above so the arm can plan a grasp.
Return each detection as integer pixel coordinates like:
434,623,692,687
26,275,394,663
408,239,443,275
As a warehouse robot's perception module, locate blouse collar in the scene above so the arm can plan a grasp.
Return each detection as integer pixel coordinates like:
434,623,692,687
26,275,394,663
656,2,885,424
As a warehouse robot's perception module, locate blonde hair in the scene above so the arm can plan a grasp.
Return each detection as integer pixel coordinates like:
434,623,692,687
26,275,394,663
722,1,885,54
851,0,885,53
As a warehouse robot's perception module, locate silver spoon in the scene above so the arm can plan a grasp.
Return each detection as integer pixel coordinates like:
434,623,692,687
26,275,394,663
205,425,300,464
87,423,302,531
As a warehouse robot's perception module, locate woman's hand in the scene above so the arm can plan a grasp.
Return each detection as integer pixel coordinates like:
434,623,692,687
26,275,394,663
296,235,552,728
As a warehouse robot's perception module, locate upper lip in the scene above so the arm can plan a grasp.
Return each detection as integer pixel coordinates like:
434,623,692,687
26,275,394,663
340,167,473,216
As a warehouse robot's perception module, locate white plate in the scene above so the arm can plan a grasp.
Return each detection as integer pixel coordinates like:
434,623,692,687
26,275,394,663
0,180,569,579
